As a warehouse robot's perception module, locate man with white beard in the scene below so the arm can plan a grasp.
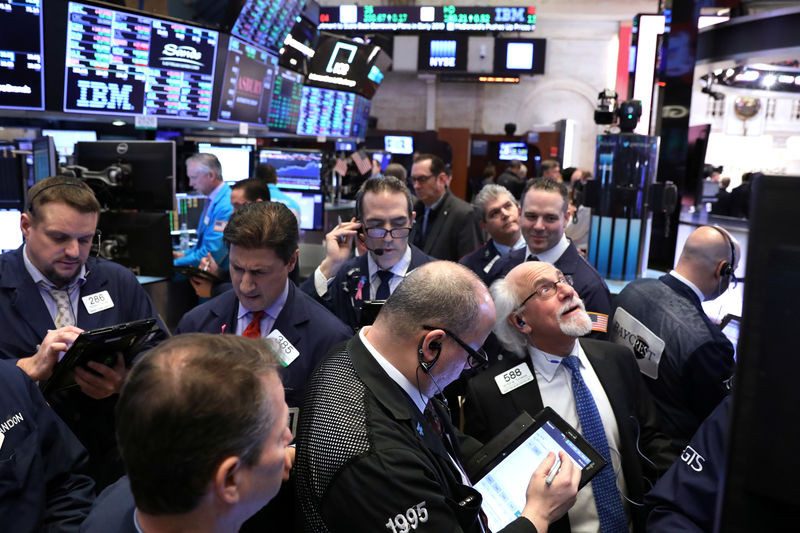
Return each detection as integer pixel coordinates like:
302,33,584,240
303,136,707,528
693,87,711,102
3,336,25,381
463,261,675,533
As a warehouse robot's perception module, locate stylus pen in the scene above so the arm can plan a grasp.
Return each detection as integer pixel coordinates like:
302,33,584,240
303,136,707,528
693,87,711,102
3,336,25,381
545,454,562,486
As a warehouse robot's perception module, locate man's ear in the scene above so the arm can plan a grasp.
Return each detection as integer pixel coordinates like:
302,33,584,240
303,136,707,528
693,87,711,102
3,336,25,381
20,213,33,239
214,456,244,504
287,249,299,273
508,313,530,334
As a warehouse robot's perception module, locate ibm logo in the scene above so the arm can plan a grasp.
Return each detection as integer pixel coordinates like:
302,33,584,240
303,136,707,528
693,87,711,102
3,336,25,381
75,80,134,111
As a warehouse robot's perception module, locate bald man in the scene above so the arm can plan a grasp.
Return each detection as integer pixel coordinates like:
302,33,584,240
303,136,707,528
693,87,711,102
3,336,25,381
611,225,740,449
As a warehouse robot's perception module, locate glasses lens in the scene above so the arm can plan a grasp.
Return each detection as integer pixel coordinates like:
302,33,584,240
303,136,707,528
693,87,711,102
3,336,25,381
391,228,411,238
365,228,388,238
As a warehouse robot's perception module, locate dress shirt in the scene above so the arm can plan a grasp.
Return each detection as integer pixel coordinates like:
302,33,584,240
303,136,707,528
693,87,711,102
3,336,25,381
493,234,526,257
528,341,630,533
313,246,413,299
23,243,87,326
668,270,705,303
201,182,225,222
524,233,570,265
235,280,289,337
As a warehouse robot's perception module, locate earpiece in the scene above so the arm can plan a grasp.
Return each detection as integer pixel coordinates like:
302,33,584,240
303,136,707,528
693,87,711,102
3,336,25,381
428,341,441,351
417,338,441,374
708,225,737,284
516,316,526,327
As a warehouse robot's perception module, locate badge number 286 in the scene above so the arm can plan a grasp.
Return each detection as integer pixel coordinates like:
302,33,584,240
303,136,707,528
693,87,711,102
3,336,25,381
385,501,428,532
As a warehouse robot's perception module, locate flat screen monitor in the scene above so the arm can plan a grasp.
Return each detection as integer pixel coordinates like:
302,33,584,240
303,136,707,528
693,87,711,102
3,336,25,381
371,152,391,173
493,38,547,75
266,65,303,133
0,209,23,252
306,33,391,98
351,94,371,138
32,136,58,183
384,135,413,154
417,34,468,72
296,86,356,138
257,149,322,190
42,129,98,162
0,0,44,110
277,188,323,231
74,141,175,211
231,0,305,53
197,143,253,184
0,146,24,210
335,141,355,152
499,142,528,161
98,211,173,277
64,2,219,120
217,37,279,126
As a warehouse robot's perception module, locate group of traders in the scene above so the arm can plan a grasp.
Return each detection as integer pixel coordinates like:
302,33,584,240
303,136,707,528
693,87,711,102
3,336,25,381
0,151,740,532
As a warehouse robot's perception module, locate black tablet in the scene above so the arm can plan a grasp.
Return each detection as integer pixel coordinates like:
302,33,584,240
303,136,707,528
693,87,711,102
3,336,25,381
43,318,159,394
359,300,385,327
174,266,220,283
466,407,607,531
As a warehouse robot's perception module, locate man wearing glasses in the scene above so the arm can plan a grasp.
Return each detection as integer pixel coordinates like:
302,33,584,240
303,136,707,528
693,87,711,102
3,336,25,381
295,261,581,533
302,176,434,330
410,154,483,262
463,261,675,533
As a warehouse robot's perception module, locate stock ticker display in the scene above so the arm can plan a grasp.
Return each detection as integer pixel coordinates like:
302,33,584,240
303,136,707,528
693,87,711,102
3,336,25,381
296,85,357,138
231,0,305,53
0,0,44,110
266,65,303,133
63,2,218,119
217,37,277,126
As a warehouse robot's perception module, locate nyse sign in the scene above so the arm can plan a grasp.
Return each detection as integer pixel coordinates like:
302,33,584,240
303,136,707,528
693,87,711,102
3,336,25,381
75,80,135,111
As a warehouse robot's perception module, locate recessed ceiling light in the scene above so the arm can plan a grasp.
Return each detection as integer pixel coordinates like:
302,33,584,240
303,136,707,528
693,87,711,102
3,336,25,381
111,120,126,126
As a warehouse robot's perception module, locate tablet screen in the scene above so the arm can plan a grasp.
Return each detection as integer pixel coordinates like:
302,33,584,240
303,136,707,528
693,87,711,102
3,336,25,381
473,420,592,531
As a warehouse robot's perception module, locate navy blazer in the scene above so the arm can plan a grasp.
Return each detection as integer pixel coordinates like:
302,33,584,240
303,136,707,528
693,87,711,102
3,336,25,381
0,246,167,488
299,245,435,331
175,282,353,409
459,239,503,285
487,241,612,339
412,192,483,262
463,339,676,533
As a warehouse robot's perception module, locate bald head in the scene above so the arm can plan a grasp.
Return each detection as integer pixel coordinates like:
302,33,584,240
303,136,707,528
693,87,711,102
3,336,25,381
675,226,740,300
376,261,495,339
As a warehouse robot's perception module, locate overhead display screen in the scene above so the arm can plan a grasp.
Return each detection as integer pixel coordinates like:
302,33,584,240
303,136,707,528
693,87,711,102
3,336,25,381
64,2,219,120
319,5,536,32
218,37,278,126
296,85,355,138
231,0,305,53
0,0,44,110
493,38,546,75
350,94,371,138
418,34,468,72
266,65,303,133
306,33,391,98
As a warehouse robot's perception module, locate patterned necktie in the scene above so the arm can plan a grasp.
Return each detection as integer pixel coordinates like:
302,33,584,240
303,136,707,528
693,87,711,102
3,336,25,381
40,283,74,328
375,270,393,300
561,355,628,533
242,310,264,339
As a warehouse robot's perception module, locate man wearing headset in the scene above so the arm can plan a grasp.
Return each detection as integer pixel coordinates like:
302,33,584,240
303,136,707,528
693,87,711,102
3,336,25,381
463,261,675,533
611,225,740,450
0,176,167,489
295,261,581,533
301,176,435,330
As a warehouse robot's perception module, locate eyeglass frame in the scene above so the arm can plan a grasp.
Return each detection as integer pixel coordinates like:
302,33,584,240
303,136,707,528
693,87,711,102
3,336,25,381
409,173,436,185
362,226,413,239
421,325,488,370
518,274,574,307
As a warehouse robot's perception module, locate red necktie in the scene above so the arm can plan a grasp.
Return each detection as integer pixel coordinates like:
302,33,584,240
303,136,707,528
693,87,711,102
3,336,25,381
242,311,264,338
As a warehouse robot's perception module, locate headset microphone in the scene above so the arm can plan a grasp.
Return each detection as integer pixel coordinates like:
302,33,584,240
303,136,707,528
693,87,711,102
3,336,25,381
357,232,384,256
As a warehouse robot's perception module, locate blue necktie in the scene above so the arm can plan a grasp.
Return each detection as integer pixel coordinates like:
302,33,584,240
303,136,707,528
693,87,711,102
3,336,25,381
422,207,431,239
375,270,393,300
561,355,628,533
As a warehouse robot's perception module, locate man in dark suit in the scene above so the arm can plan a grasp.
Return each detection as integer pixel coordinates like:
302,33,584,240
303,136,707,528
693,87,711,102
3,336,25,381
295,261,580,533
410,153,483,262
486,178,612,338
300,176,434,330
496,159,526,199
460,184,525,284
176,201,352,410
464,261,675,533
0,176,167,489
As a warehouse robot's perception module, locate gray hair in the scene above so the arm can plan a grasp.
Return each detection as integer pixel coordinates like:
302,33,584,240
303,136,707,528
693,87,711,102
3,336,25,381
187,153,223,182
473,184,516,221
380,262,482,338
383,163,407,182
489,278,528,358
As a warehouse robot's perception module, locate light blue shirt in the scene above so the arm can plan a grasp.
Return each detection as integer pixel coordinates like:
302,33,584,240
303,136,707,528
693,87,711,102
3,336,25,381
22,244,87,325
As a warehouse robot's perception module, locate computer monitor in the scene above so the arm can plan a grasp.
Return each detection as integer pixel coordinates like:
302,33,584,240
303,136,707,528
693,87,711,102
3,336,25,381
0,0,45,110
266,65,304,133
41,129,98,163
98,211,173,277
493,38,547,75
384,135,414,155
0,209,23,253
63,2,219,120
32,136,58,183
499,142,528,161
296,86,356,137
217,37,279,127
257,149,322,190
74,141,175,211
277,189,324,231
197,143,253,184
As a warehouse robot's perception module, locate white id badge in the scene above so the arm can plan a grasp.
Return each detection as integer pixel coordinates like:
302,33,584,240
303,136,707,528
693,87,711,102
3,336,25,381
81,290,114,314
494,362,535,395
265,329,300,367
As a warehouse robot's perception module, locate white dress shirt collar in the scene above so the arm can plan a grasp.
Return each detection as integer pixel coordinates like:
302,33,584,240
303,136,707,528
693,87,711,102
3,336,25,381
669,269,705,302
525,233,570,264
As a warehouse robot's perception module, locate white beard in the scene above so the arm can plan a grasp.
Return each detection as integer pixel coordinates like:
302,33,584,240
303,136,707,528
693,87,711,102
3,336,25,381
558,298,592,337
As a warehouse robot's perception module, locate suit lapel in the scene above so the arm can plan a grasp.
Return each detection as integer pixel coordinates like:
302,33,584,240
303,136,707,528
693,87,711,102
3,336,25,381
76,260,112,331
271,283,305,349
506,357,546,417
580,339,626,424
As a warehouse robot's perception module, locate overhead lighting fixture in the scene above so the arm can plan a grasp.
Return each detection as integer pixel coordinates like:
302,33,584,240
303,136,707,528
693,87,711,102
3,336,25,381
762,74,777,87
702,62,800,95
111,120,126,126
735,70,759,82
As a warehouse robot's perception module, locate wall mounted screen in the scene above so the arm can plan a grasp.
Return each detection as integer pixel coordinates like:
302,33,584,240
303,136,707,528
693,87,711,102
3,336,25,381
217,37,278,126
64,1,218,120
296,85,356,138
231,0,305,53
0,0,44,110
